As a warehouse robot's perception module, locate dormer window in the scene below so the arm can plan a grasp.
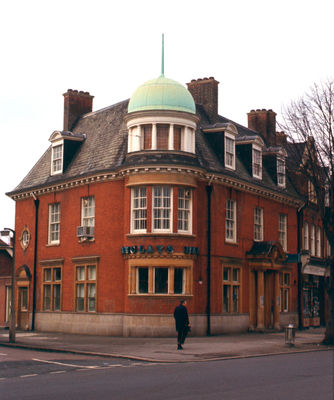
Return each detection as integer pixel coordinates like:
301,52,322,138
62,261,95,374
225,133,235,170
252,145,262,179
51,143,64,175
277,157,286,187
49,130,85,176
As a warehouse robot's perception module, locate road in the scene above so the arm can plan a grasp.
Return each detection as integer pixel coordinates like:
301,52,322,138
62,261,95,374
0,347,332,399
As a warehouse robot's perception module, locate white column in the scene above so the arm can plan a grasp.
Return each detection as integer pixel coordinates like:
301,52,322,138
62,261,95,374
127,128,132,153
168,124,174,150
136,125,141,151
191,129,195,153
152,124,157,150
184,127,190,152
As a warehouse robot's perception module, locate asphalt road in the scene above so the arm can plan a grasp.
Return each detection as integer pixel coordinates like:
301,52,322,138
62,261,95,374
0,347,332,399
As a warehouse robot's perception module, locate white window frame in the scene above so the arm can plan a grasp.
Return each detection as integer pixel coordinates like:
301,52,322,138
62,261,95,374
310,224,315,256
252,145,262,179
81,196,95,227
48,203,60,244
254,207,263,241
51,143,64,175
224,133,235,170
131,187,147,233
278,214,287,251
304,222,309,250
316,227,321,257
152,186,172,233
225,199,237,243
177,188,192,234
277,157,286,187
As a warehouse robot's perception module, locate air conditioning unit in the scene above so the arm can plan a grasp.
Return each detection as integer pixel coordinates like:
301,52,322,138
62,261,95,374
77,226,95,238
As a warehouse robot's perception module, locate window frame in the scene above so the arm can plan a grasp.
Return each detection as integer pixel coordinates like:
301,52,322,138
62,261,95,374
252,144,262,179
75,264,97,313
278,214,287,251
225,199,237,243
177,188,192,234
304,222,309,250
254,207,264,241
48,203,60,245
223,266,241,313
152,186,172,233
277,157,286,187
280,272,290,312
132,265,190,296
310,224,315,256
316,226,321,257
81,196,95,227
131,187,147,233
224,133,235,170
51,143,64,175
42,266,62,311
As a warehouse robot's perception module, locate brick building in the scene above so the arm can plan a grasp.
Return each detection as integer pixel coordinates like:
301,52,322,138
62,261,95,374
0,239,12,327
7,73,304,336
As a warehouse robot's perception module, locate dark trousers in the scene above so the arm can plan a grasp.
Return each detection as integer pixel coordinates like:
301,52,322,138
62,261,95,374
177,327,188,345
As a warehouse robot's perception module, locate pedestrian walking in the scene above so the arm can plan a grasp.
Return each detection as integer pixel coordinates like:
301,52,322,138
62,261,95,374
173,300,190,350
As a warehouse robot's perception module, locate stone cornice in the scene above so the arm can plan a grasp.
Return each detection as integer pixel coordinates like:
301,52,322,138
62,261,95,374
9,165,302,207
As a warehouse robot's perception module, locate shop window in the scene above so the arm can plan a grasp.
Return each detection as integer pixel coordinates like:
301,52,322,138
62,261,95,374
42,267,61,311
254,207,263,241
223,267,240,313
48,203,60,244
75,264,97,312
278,214,287,251
154,267,168,293
225,199,237,243
280,272,290,312
133,266,189,295
132,187,147,233
178,188,191,233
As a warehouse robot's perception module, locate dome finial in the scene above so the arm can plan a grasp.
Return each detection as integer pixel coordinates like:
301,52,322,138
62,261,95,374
161,33,164,77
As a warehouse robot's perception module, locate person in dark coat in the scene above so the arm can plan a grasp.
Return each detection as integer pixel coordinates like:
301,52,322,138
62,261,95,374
173,300,190,350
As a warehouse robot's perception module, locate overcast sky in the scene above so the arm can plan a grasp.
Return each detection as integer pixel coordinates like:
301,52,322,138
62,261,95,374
1,0,333,231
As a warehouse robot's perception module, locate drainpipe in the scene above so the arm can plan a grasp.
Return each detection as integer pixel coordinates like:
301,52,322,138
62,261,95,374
297,202,306,330
206,179,213,336
31,193,39,331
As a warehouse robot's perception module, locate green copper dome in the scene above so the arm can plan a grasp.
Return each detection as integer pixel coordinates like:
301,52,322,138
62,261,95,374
128,75,196,114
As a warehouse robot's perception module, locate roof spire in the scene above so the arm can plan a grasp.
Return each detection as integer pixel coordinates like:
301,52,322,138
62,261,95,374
161,33,164,77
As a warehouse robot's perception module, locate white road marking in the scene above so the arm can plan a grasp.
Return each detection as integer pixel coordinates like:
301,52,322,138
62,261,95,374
20,374,38,378
50,371,66,374
32,358,98,369
0,353,7,356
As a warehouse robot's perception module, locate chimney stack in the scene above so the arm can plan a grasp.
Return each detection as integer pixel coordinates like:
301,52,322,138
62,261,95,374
63,90,94,131
187,77,219,122
247,109,277,146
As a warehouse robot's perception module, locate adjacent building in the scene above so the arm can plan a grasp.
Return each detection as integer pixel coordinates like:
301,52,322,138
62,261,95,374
0,239,12,328
7,73,306,336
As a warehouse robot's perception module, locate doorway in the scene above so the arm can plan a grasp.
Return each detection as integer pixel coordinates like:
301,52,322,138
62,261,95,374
264,271,275,329
18,286,29,330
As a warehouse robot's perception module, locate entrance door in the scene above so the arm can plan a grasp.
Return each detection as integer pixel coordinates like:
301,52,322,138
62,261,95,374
264,271,275,329
18,286,29,330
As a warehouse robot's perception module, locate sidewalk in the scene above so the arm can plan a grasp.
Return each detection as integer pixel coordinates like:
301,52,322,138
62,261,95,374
0,327,331,363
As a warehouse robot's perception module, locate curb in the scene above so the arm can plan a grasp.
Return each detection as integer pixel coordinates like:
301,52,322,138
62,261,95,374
0,341,332,364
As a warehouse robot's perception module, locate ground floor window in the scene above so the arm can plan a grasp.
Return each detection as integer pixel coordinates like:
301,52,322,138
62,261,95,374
280,272,290,312
75,264,97,312
131,265,190,295
42,266,62,311
223,267,241,313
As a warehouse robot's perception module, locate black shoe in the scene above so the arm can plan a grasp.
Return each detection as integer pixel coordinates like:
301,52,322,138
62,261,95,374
177,344,183,350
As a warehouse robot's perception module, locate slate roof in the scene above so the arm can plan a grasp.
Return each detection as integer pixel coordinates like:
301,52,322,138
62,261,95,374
8,97,300,203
